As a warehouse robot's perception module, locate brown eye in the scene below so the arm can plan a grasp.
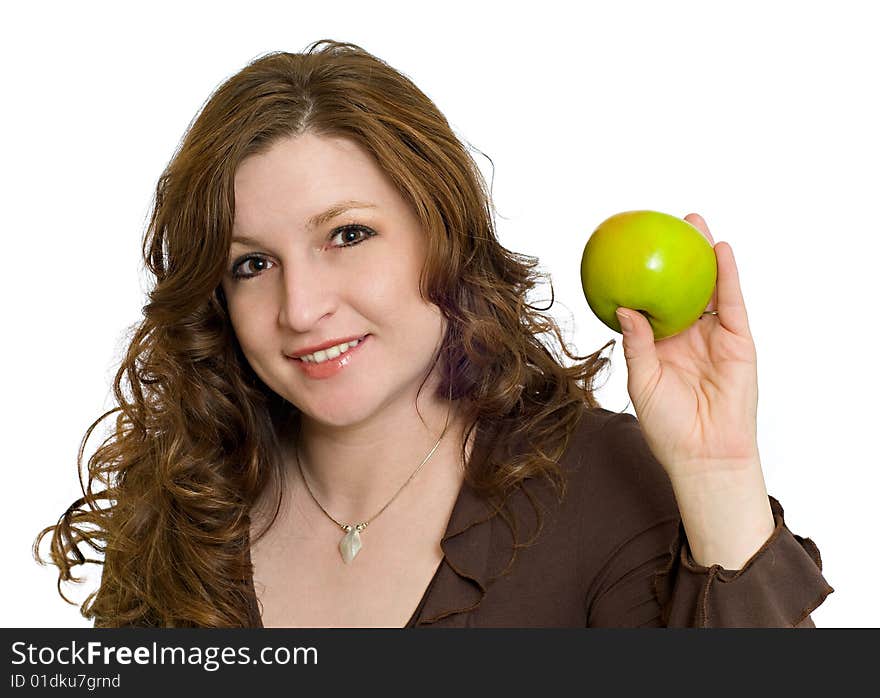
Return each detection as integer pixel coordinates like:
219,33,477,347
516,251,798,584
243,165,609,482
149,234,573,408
330,224,375,247
231,255,274,280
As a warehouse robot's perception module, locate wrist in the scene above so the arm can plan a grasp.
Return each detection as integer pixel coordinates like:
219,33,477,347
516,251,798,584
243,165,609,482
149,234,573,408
669,463,776,570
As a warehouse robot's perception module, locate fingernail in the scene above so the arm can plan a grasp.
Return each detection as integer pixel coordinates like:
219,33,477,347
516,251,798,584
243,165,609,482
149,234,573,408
616,310,632,333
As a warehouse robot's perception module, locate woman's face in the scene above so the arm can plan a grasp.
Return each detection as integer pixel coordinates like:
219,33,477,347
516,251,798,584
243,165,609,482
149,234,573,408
221,132,446,428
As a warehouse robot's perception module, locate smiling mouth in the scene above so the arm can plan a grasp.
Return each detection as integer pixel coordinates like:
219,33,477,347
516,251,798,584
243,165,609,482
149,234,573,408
291,335,369,363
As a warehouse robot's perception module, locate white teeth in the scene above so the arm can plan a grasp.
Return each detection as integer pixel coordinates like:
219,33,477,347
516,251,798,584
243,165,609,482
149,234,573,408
299,338,363,363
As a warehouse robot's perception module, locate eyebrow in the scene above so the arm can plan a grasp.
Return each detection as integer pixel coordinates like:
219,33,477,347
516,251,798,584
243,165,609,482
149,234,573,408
231,199,377,246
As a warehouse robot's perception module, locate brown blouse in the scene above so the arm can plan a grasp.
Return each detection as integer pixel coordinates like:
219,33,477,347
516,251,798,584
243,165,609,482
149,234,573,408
244,404,834,627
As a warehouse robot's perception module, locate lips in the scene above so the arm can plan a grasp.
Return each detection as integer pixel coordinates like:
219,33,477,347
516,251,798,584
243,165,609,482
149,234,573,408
289,333,370,379
287,334,369,360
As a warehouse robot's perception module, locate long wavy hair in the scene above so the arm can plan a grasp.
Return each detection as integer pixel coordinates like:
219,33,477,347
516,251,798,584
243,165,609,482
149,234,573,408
34,39,617,627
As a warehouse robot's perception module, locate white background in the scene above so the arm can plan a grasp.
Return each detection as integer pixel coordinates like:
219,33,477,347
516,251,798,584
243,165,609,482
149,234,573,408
2,0,875,628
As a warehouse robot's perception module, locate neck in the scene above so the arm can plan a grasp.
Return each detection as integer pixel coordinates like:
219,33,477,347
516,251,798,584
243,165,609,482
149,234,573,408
284,396,471,526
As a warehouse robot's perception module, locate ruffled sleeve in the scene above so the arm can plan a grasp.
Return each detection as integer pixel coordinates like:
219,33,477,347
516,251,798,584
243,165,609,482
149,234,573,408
582,410,834,628
653,494,835,627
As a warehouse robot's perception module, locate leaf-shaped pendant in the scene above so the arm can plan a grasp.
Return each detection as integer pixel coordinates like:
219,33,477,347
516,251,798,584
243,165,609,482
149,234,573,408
339,525,362,564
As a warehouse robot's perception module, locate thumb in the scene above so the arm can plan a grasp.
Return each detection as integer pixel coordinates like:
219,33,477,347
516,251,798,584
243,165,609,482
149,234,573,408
616,308,660,390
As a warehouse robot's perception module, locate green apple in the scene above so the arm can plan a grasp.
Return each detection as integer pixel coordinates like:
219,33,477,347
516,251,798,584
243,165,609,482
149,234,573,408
580,210,717,340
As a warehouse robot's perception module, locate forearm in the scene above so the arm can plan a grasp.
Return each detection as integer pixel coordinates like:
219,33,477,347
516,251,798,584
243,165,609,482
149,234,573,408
669,461,776,571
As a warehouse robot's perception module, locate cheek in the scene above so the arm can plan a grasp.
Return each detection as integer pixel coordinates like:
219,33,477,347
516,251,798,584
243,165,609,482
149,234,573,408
224,292,274,350
354,268,408,316
372,263,441,337
369,249,427,307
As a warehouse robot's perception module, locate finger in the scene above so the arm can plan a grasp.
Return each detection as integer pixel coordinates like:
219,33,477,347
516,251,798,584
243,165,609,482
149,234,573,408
616,306,661,401
713,241,752,337
684,212,715,246
684,212,718,313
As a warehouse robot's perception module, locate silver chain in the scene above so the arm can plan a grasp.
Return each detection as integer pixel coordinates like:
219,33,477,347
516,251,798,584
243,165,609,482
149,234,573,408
294,406,452,532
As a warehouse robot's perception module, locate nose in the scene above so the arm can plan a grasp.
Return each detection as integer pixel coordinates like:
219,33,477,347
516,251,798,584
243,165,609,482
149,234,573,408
277,260,337,333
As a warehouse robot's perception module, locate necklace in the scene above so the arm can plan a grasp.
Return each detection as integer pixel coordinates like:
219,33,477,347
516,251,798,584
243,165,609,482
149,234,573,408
293,408,451,564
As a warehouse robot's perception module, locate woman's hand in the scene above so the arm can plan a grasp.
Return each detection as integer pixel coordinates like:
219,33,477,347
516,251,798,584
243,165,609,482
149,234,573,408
616,213,776,569
615,213,761,482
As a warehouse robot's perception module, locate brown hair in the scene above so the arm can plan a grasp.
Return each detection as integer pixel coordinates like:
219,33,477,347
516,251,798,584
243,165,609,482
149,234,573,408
34,39,616,627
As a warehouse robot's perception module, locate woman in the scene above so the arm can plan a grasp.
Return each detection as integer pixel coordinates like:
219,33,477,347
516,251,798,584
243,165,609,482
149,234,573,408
35,39,833,627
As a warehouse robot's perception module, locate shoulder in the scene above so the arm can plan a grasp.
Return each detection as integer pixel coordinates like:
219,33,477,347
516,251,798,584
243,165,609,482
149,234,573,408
496,403,683,553
558,405,681,531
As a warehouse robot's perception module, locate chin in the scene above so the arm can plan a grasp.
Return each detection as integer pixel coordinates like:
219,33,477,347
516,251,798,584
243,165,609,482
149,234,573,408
294,397,380,430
